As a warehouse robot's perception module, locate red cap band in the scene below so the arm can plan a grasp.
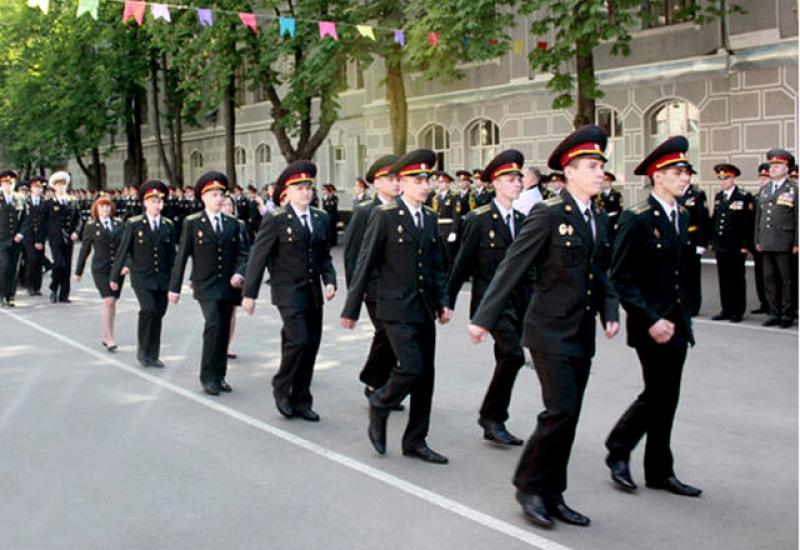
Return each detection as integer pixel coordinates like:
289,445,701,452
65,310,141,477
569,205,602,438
559,142,604,170
646,152,689,178
285,172,314,186
200,181,226,195
490,162,522,181
769,156,791,165
374,165,393,179
397,163,431,177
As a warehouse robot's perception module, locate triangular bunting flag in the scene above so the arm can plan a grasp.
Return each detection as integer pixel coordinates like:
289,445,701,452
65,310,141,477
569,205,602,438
197,8,213,27
123,1,146,25
319,21,338,40
428,32,440,47
279,17,296,37
356,25,376,41
27,0,48,13
394,30,405,48
77,0,98,18
239,13,257,32
151,4,171,22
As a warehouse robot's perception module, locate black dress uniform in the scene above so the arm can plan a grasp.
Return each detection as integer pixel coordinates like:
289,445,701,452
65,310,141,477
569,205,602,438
677,182,709,316
594,172,623,235
44,181,81,303
447,150,529,446
751,163,772,314
243,161,337,418
430,174,461,273
321,185,339,246
76,216,125,299
170,172,250,395
455,170,473,216
343,154,399,393
606,136,701,497
710,165,755,322
754,149,798,327
472,183,494,208
342,149,450,461
471,127,619,527
111,180,176,367
23,179,49,296
0,177,30,307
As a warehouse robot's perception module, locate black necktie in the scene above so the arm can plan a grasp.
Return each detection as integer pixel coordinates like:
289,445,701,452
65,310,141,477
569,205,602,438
505,213,513,238
583,208,595,241
152,220,158,233
670,210,678,234
301,214,310,233
215,215,222,234
415,210,422,229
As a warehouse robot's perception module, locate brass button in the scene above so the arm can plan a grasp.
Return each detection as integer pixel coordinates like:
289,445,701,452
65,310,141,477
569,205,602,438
588,273,594,280
587,289,592,295
585,305,591,311
418,275,423,280
674,284,679,290
677,298,681,304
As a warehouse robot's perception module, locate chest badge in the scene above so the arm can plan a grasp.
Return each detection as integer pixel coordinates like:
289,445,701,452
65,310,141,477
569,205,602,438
559,223,567,235
567,225,574,235
654,228,661,238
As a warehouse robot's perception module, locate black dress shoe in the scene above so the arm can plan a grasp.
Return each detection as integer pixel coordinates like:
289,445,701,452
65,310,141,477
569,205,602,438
402,444,449,464
227,353,237,360
149,359,165,368
58,298,71,303
275,394,294,418
780,318,794,328
605,457,637,490
729,315,742,323
294,407,320,422
763,317,782,327
545,495,591,526
751,307,767,314
203,382,222,396
515,491,554,528
137,355,152,367
711,313,729,321
365,386,404,411
219,380,232,392
478,417,523,446
646,476,702,497
49,292,57,303
368,406,388,454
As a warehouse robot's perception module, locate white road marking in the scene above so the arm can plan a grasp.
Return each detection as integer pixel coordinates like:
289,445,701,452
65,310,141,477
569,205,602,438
1,308,574,550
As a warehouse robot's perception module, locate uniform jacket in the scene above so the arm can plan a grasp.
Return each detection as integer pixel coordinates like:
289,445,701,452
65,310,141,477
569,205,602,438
341,201,449,323
594,189,623,224
0,193,29,242
44,197,81,246
754,178,798,252
243,205,336,309
471,190,619,359
611,195,694,348
24,196,48,243
711,186,755,254
111,215,176,291
75,217,124,275
343,197,382,299
678,184,710,250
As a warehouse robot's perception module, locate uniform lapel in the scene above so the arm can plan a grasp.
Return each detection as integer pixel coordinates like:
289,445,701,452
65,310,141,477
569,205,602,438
562,190,593,247
396,200,420,242
490,201,513,245
649,195,679,243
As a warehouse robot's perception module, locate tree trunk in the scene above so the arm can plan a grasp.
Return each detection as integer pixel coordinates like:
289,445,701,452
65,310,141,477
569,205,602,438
385,52,408,155
124,88,146,187
573,45,596,128
150,56,174,185
162,53,184,188
222,69,236,186
91,147,102,190
174,110,184,186
73,148,92,184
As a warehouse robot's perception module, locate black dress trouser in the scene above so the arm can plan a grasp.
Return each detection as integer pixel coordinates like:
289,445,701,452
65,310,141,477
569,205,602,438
199,299,236,384
480,314,526,423
49,240,73,301
275,305,323,410
133,286,169,361
715,250,746,318
358,300,398,389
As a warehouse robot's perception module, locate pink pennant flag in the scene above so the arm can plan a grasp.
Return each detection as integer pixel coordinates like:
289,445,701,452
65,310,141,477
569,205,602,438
427,32,440,47
151,3,171,22
319,21,338,40
239,12,258,32
123,0,146,25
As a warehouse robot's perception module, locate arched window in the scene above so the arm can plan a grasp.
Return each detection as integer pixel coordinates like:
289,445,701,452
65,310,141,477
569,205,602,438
596,106,624,179
189,151,204,184
465,119,500,170
419,124,450,170
648,100,700,169
234,146,247,186
255,144,271,184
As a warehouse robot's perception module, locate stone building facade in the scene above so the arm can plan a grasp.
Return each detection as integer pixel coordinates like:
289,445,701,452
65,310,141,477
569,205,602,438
71,0,798,208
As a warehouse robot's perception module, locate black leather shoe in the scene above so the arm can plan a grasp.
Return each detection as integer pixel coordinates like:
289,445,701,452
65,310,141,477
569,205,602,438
294,407,320,422
368,406,388,454
729,315,742,323
49,291,57,303
711,313,729,321
750,307,767,314
545,495,591,526
646,476,702,497
478,417,523,446
365,386,404,411
203,382,222,396
605,457,637,490
402,444,448,464
219,380,232,392
149,359,164,368
515,491,554,528
780,318,794,328
58,298,71,303
275,394,294,418
763,317,782,327
138,356,152,368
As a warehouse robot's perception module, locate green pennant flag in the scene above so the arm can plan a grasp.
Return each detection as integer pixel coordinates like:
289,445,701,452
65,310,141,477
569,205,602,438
77,0,99,19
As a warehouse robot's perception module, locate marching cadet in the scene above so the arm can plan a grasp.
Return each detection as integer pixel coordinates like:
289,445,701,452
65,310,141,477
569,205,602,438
431,171,461,272
321,183,339,246
352,177,369,205
169,172,250,396
0,171,30,308
710,164,754,323
75,196,125,352
242,161,337,421
544,171,565,198
750,163,772,314
469,126,620,527
472,173,494,208
447,150,529,447
455,170,473,215
14,180,30,291
754,149,798,328
220,193,249,360
343,154,404,408
23,176,50,296
677,171,710,316
341,149,452,465
110,180,176,368
44,172,81,304
605,136,702,499
594,171,623,235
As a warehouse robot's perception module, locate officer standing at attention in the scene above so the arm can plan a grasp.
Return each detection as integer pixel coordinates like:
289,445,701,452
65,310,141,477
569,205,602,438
754,149,798,328
242,161,337,421
0,170,30,308
169,172,250,396
710,164,754,323
750,163,772,315
469,126,620,528
430,171,461,272
455,170,473,216
594,171,623,237
677,172,709,316
447,149,528,447
321,184,339,246
110,180,176,368
44,171,80,304
341,149,452,465
604,136,702,499
23,176,49,297
342,154,404,409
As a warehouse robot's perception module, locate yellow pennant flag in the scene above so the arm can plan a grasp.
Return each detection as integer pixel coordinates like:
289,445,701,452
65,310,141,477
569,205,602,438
27,0,49,13
356,25,376,41
513,39,524,56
